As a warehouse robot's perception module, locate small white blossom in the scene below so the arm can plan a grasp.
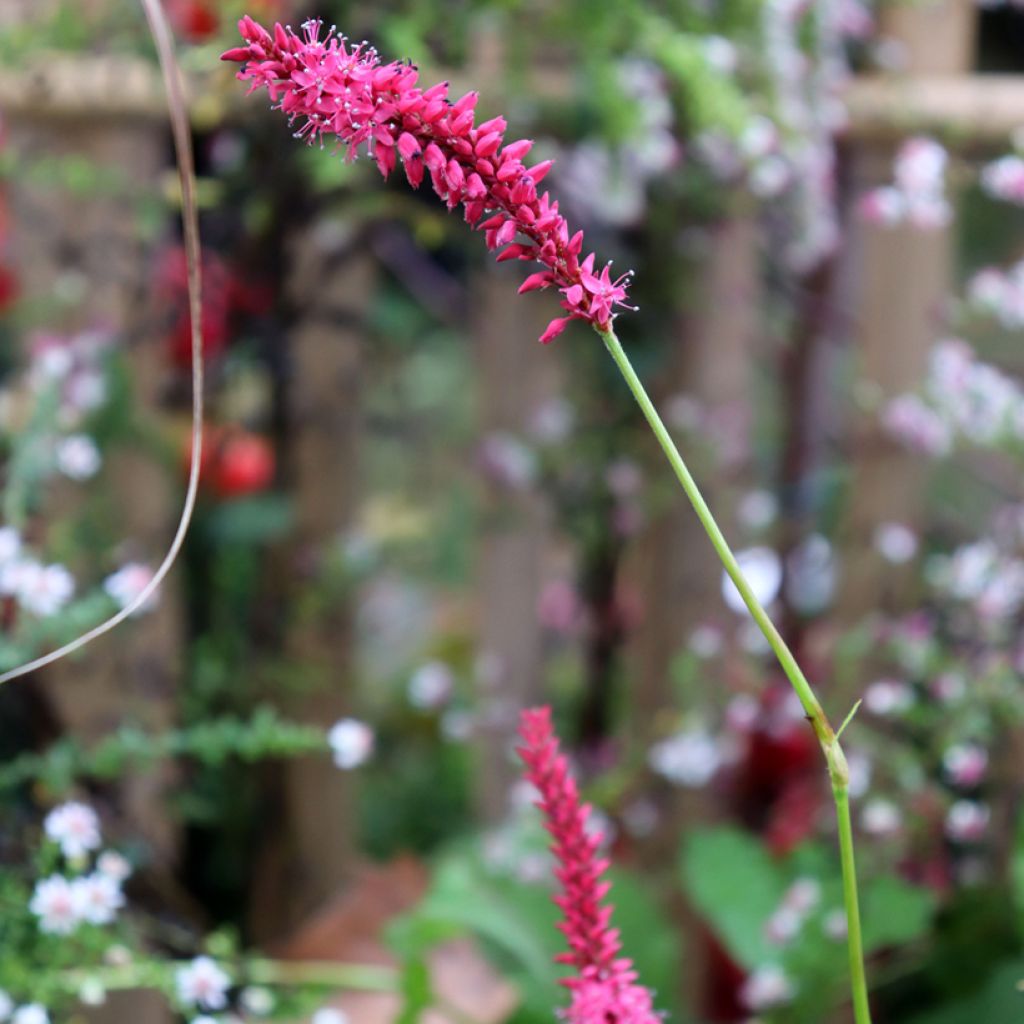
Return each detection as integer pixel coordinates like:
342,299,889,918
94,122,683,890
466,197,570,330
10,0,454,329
73,873,124,926
943,743,988,788
103,563,158,614
12,1006,49,1024
312,1010,350,1024
945,800,990,843
327,719,374,770
97,851,132,883
0,528,21,565
864,679,914,716
688,624,724,659
0,989,14,1020
240,986,275,1015
44,802,101,859
77,978,106,1007
408,662,454,710
648,729,721,787
55,434,101,481
861,798,902,838
30,876,82,935
874,522,918,564
176,957,231,1011
823,908,848,940
15,562,74,618
722,548,783,614
740,965,795,1011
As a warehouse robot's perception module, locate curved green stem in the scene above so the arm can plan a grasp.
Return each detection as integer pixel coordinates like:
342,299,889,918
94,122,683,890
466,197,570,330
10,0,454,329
598,323,871,1024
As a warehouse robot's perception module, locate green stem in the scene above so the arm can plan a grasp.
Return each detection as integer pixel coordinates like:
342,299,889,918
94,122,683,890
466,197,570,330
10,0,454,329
598,323,871,1024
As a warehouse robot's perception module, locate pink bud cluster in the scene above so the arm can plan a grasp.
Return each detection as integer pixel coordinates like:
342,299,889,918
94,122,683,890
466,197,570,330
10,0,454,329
223,17,634,344
517,707,660,1023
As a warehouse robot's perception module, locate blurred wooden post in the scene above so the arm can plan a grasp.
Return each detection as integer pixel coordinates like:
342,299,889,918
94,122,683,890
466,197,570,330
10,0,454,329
253,221,373,936
3,71,179,1024
627,218,759,722
625,217,759,1013
839,0,977,618
472,263,558,821
6,105,183,857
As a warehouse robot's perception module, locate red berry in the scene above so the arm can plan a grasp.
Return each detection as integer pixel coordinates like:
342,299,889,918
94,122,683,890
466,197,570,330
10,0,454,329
212,433,275,498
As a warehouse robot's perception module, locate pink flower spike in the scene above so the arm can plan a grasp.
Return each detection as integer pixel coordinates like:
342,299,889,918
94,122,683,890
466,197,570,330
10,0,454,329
223,18,632,342
517,708,661,1022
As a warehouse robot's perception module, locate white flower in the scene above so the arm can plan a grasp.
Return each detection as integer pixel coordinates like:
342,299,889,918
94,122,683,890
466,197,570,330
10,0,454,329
327,719,374,770
0,989,14,1020
312,1010,350,1024
722,548,783,614
176,957,231,1011
12,1006,49,1024
240,986,275,1015
30,876,82,935
873,522,918,564
0,528,21,565
44,802,101,859
97,851,132,883
740,965,795,1011
15,562,74,618
823,908,848,940
785,534,837,614
408,662,454,710
861,798,902,838
72,873,124,926
648,729,721,787
864,679,914,716
55,434,101,481
945,800,990,843
77,978,106,1007
688,624,724,659
943,743,988,788
103,563,158,614
737,490,778,532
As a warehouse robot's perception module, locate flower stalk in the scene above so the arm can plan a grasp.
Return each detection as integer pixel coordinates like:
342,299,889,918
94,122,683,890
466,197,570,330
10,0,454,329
598,323,871,1024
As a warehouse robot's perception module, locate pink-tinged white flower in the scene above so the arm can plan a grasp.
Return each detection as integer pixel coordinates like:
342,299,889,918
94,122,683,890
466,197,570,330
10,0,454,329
838,0,874,38
864,679,914,716
860,798,903,838
726,694,760,733
860,138,951,230
784,878,822,915
846,750,872,799
407,661,454,710
30,875,83,935
97,850,132,883
175,957,231,1011
72,872,125,926
517,707,660,1023
703,35,739,74
942,743,988,788
882,394,953,456
44,801,101,860
14,562,74,618
478,432,537,489
103,563,158,614
689,623,725,660
765,905,804,945
931,672,966,704
740,965,796,1011
528,398,574,444
537,580,583,635
223,18,633,344
55,434,101,481
980,154,1024,205
873,522,918,564
11,1006,49,1024
327,718,374,770
648,728,722,787
722,547,783,614
945,800,990,843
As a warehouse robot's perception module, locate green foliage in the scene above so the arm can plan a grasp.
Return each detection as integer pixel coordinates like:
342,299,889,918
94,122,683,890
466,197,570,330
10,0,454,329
907,962,1024,1024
